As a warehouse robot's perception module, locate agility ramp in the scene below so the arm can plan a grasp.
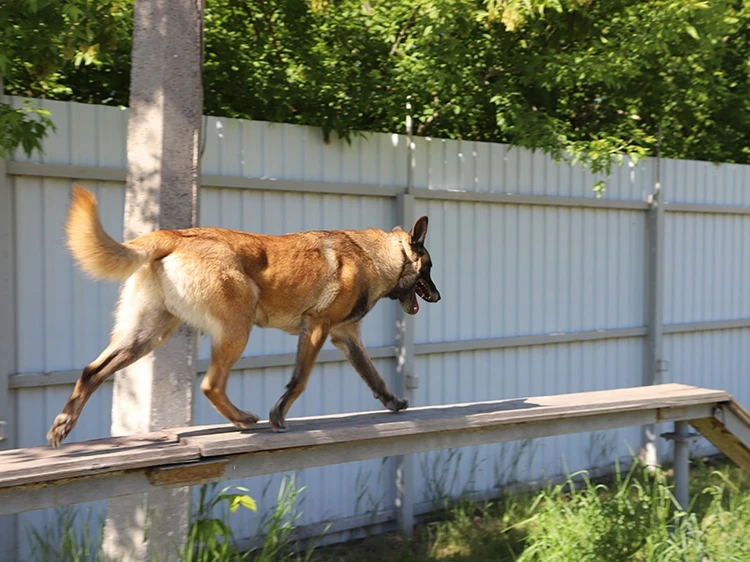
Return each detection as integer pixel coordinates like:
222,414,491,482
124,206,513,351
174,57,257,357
1,383,750,519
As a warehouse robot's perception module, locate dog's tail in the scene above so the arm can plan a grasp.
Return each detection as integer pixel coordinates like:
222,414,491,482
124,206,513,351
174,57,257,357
66,185,157,281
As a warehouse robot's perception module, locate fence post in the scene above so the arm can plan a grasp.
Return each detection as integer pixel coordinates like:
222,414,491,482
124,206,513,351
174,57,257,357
394,101,417,536
643,148,666,468
102,1,204,560
0,74,19,561
0,74,16,454
670,420,691,510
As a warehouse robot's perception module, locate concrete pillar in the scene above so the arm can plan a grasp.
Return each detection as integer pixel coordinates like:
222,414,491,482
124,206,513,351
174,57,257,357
102,1,204,560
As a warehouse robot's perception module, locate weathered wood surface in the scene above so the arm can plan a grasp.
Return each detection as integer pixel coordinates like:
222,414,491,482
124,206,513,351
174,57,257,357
0,432,200,488
166,383,731,457
691,400,750,473
0,383,745,516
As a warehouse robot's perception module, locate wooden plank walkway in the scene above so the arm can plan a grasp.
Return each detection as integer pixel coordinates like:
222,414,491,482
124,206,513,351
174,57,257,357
1,383,748,516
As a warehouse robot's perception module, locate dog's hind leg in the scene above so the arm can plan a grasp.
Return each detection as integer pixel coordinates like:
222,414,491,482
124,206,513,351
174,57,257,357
269,319,330,432
198,283,259,430
200,326,259,430
330,323,408,412
47,271,182,447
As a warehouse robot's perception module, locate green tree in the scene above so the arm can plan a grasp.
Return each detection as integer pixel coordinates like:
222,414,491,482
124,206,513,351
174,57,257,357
3,0,749,192
0,0,132,157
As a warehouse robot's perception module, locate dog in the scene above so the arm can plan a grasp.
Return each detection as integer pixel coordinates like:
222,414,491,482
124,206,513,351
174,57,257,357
47,185,441,447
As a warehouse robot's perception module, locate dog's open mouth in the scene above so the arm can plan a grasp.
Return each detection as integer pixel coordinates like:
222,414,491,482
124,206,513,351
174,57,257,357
409,280,429,314
415,280,428,301
401,280,434,315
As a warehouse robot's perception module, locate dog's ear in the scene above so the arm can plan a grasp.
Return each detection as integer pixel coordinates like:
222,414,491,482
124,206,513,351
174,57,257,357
409,216,428,246
391,225,405,233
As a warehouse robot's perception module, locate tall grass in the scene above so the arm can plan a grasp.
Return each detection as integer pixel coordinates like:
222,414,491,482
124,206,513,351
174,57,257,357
26,475,316,562
308,455,750,562
249,475,320,562
26,505,105,562
180,482,258,562
24,454,750,562
514,459,750,562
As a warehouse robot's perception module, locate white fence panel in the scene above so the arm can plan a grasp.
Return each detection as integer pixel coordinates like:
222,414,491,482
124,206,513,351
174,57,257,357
4,96,750,558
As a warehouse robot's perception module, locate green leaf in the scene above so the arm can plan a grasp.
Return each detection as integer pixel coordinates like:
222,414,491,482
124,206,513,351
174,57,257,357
228,494,258,513
593,180,607,198
2,0,748,180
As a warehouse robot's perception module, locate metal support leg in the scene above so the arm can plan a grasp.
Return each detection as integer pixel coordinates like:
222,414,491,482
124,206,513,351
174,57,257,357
672,421,689,510
662,420,698,511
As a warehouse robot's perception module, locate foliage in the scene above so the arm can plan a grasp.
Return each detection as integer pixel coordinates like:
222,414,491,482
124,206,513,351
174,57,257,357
0,0,133,99
21,456,750,562
182,483,257,562
0,0,132,157
23,476,324,562
309,457,750,562
0,100,55,159
27,505,104,562
249,474,322,562
517,460,750,562
3,0,750,190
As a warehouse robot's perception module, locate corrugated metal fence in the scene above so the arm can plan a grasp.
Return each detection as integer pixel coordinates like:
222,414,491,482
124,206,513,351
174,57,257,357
2,97,750,559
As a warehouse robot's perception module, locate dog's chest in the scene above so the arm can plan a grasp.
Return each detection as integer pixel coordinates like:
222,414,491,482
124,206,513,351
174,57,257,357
254,305,303,335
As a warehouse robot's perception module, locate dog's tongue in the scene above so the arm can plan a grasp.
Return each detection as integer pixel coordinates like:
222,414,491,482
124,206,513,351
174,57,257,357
411,292,419,314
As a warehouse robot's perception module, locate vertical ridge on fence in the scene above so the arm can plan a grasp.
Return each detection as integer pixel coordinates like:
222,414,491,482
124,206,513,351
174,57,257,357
0,76,20,560
6,96,750,554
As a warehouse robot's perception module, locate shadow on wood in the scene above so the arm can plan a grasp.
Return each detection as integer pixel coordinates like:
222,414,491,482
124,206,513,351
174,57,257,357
1,383,749,518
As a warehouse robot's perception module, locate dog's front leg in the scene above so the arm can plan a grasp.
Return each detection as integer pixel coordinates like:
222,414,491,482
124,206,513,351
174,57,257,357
330,323,408,412
269,319,329,432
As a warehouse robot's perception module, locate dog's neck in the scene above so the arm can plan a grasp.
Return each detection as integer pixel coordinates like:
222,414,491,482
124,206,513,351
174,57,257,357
383,231,418,290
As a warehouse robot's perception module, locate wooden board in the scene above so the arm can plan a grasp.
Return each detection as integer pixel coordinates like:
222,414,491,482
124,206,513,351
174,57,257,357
0,383,741,515
167,383,731,457
691,400,750,473
0,432,200,488
691,417,750,472
0,384,730,486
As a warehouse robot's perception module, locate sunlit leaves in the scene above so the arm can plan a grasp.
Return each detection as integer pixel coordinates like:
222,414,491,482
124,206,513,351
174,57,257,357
2,0,749,193
0,0,132,157
0,101,56,159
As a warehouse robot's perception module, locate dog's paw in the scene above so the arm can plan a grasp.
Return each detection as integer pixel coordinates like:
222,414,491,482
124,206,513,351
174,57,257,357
385,397,409,412
232,411,260,430
268,408,288,433
47,413,75,448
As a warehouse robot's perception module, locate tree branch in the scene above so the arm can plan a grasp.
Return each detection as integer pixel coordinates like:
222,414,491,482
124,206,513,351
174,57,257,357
390,5,420,57
232,0,263,42
242,0,286,72
237,0,296,114
416,100,453,135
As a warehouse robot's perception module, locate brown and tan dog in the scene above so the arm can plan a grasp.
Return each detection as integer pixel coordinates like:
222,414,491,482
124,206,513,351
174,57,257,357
47,185,441,447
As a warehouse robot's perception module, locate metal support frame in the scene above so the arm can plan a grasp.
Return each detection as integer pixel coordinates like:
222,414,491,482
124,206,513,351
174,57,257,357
0,150,12,452
661,421,700,511
643,150,667,468
0,76,15,452
12,160,750,216
394,192,416,537
394,101,417,537
13,321,750,390
0,73,19,562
